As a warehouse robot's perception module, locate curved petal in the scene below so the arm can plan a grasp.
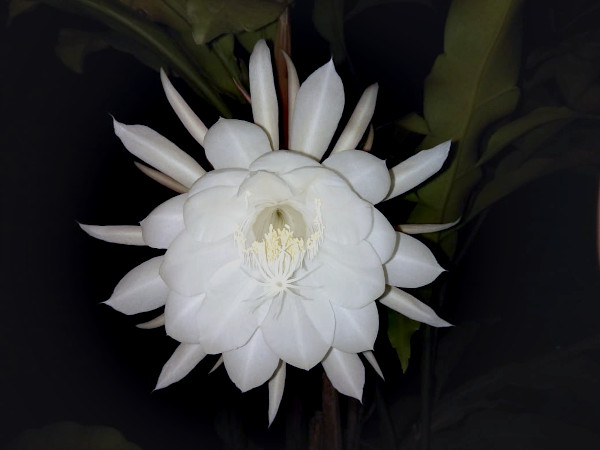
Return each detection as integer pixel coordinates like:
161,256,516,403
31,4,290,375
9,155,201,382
160,68,208,146
282,52,299,139
223,329,280,392
362,351,384,379
113,119,204,188
160,232,239,296
155,343,206,390
332,302,378,353
197,262,260,353
250,40,279,149
365,209,397,264
134,161,188,193
398,217,461,235
79,224,145,246
379,286,451,327
323,150,390,204
136,313,165,329
322,349,364,401
332,83,378,153
164,291,205,343
249,150,319,173
141,194,186,249
268,361,286,426
306,240,385,309
261,292,331,370
184,186,247,242
204,119,272,169
384,232,445,288
105,256,168,315
238,171,292,205
188,168,248,196
386,140,451,200
289,60,344,160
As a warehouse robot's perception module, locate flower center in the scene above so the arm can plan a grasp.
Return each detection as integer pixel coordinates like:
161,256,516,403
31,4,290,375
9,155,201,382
235,200,323,296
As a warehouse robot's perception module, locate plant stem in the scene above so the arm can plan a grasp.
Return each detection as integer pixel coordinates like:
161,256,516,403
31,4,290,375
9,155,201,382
419,325,434,450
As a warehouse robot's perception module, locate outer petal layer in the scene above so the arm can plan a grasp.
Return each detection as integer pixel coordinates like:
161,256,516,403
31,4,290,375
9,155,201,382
155,343,206,390
250,40,279,149
379,286,451,327
322,349,365,401
141,194,186,249
332,302,379,353
164,291,205,343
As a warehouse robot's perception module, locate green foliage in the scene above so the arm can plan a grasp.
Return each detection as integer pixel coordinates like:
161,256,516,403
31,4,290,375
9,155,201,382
8,0,39,20
387,310,421,372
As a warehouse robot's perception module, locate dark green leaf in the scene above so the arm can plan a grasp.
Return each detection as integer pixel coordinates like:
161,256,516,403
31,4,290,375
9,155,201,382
8,0,39,20
346,0,435,21
313,0,346,63
55,29,110,74
387,310,421,372
397,112,430,135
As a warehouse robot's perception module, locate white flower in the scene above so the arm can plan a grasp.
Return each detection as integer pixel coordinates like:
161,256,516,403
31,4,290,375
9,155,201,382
81,40,455,425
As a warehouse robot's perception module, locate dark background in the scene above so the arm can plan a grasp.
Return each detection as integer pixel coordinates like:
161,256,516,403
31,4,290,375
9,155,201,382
1,0,599,448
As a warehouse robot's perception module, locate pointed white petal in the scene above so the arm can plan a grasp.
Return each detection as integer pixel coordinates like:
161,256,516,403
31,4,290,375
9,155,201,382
160,68,208,146
79,224,145,246
363,124,374,151
379,286,452,327
136,313,165,329
332,83,378,153
322,349,365,401
164,291,205,343
209,356,224,374
268,361,286,426
134,162,188,193
105,256,168,315
204,119,272,169
250,40,279,149
289,60,344,160
160,232,238,296
249,150,319,173
386,140,451,200
332,302,379,353
223,329,279,392
362,351,384,380
140,194,186,249
113,119,205,188
261,294,331,370
398,217,461,235
384,232,444,288
155,343,206,390
365,209,397,264
323,150,390,204
282,51,299,139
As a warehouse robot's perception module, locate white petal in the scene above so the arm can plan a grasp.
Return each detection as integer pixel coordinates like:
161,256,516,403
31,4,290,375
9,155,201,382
160,232,238,296
379,286,452,327
188,168,248,196
282,52,299,139
184,186,247,242
79,224,145,246
384,232,445,288
268,361,286,426
140,194,186,249
223,329,280,392
261,293,331,370
155,343,206,390
332,83,378,153
307,240,385,309
249,150,319,173
203,119,272,169
160,68,208,146
238,171,292,205
134,161,188,193
113,119,205,188
365,209,397,264
322,349,365,401
136,313,165,329
332,302,379,353
386,140,451,200
289,60,344,160
105,256,168,315
323,150,390,204
362,351,384,380
398,217,461,235
209,355,224,374
197,262,260,353
250,40,279,149
164,291,205,343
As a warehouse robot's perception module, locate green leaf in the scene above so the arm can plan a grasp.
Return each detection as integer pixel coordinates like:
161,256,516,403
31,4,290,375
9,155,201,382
117,0,189,32
407,0,524,257
236,21,278,54
55,29,110,74
387,310,421,372
313,0,346,63
186,0,288,45
397,112,430,135
8,0,39,20
346,0,435,21
478,106,575,166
